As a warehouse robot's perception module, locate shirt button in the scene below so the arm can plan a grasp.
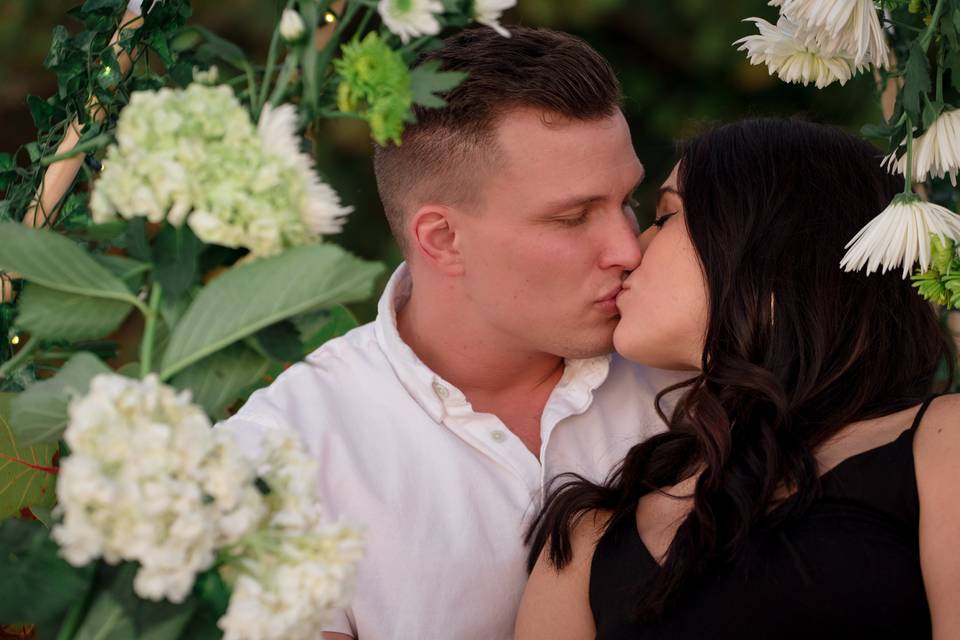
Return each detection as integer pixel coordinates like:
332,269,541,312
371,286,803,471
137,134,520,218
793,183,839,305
432,382,449,398
491,430,506,443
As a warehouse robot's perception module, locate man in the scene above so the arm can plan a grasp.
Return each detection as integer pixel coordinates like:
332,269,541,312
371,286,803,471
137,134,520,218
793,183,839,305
222,26,682,639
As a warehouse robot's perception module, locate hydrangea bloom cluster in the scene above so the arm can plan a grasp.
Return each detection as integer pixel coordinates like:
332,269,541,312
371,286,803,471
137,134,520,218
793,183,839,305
53,374,264,603
217,425,363,640
53,374,362,638
91,84,351,258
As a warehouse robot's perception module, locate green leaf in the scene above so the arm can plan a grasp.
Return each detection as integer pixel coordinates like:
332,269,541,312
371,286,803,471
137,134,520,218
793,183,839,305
410,59,468,109
26,95,55,132
0,519,95,625
0,394,58,520
16,284,133,341
10,353,112,446
92,254,151,291
97,47,122,91
160,244,383,380
0,223,141,308
44,25,70,69
922,94,943,129
299,304,359,352
152,225,203,300
170,343,269,418
73,563,196,640
254,320,303,362
902,41,932,124
123,218,152,262
81,0,125,12
147,31,174,68
187,26,250,71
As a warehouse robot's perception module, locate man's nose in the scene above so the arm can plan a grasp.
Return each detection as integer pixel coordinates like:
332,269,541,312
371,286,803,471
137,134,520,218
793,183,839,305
600,208,643,271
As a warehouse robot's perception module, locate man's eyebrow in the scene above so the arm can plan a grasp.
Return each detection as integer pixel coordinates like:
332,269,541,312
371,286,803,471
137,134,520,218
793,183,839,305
539,172,646,215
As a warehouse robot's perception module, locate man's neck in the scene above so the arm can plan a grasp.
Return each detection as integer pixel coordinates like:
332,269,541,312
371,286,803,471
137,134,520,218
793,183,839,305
397,288,565,401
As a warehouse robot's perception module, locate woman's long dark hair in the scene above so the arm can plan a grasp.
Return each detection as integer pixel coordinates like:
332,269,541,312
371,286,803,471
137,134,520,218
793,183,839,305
526,117,956,621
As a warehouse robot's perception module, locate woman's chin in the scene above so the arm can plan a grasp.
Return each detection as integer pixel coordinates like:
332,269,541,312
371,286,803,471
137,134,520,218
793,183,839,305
613,331,699,371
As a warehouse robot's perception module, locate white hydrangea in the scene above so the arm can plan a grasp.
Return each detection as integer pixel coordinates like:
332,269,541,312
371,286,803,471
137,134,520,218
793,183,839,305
735,16,862,89
218,527,363,640
378,0,443,44
91,84,352,259
53,374,264,603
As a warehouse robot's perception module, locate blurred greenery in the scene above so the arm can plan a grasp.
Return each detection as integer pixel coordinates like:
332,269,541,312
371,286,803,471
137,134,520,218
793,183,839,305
0,0,883,323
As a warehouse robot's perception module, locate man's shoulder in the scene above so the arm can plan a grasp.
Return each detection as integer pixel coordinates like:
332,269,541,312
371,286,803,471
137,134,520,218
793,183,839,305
224,321,392,427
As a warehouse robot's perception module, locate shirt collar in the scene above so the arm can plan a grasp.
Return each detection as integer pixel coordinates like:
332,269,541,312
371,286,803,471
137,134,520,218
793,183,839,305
374,263,612,423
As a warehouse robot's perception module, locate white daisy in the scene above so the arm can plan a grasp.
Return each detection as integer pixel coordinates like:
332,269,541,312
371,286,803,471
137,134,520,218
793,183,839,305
378,0,444,44
770,0,891,69
883,108,960,187
735,17,861,89
840,194,960,278
257,104,353,235
474,0,516,37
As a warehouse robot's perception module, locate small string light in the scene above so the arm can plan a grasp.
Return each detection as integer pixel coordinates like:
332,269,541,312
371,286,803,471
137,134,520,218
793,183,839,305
11,335,20,346
324,10,337,24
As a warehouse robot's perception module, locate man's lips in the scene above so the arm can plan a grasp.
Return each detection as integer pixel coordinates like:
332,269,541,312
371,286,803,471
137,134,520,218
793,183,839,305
597,285,623,304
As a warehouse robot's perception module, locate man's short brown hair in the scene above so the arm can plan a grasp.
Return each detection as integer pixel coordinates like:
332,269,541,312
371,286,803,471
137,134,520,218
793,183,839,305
373,27,624,252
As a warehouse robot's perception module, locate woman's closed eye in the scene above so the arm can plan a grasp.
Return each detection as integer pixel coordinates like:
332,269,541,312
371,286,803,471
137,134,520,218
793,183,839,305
652,211,678,229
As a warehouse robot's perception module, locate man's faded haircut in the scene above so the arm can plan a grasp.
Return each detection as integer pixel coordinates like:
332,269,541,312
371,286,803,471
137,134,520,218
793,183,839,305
373,26,624,252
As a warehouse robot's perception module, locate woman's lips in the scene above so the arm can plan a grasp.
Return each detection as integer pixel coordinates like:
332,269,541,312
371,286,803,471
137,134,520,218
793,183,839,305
595,285,622,315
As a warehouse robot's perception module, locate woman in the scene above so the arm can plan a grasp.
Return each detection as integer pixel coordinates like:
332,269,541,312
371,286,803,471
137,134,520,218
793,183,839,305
516,118,960,639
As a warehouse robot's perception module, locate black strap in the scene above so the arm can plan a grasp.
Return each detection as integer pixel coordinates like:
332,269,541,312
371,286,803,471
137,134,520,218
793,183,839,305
909,394,942,432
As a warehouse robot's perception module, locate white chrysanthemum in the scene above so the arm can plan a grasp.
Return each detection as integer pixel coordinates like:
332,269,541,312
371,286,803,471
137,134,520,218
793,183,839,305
257,104,352,236
279,9,306,43
735,17,861,89
378,0,443,44
840,195,960,278
883,109,960,187
473,0,515,37
52,374,265,603
91,84,351,259
770,0,890,69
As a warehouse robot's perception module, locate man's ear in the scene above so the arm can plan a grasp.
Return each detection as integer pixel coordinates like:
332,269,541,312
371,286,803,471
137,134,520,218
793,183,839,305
409,205,464,276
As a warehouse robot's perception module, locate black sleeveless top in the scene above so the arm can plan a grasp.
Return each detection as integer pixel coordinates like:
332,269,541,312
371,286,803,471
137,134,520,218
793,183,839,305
589,399,936,640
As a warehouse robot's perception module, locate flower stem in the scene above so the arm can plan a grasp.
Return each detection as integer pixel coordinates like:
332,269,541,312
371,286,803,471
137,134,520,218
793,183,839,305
139,282,163,379
256,0,297,117
0,337,38,380
905,114,915,194
314,0,363,93
920,0,946,51
39,133,112,166
268,51,301,107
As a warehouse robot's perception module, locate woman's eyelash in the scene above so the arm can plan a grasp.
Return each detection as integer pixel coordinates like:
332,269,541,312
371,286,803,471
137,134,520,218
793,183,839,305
652,211,678,229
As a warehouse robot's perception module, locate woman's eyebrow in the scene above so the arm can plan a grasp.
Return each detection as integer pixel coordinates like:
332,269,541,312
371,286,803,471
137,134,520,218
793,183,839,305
656,186,680,207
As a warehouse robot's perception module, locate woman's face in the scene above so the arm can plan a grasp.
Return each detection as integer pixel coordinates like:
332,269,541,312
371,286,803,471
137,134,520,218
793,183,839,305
613,163,709,370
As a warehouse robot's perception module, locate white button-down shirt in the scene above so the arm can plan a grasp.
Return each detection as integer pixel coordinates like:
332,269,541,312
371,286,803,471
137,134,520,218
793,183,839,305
221,265,685,640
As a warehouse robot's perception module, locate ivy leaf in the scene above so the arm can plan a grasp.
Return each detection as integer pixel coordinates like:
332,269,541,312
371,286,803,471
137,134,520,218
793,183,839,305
80,0,125,12
410,59,468,109
97,47,122,91
0,393,58,521
148,31,175,68
43,25,70,69
902,41,932,124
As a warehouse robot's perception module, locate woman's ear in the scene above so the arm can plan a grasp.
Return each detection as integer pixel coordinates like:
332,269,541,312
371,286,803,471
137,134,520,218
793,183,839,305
409,205,465,276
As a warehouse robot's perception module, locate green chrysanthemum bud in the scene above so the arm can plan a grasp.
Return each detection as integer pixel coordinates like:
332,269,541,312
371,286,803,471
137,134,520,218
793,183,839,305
334,32,413,146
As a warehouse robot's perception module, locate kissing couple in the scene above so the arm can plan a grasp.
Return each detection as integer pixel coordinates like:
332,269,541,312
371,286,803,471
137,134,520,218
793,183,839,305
221,26,960,640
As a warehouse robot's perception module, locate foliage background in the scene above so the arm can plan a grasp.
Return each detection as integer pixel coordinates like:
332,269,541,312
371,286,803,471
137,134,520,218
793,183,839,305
0,0,887,321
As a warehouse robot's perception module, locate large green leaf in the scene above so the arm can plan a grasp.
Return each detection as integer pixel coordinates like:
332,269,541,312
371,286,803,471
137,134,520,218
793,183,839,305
72,563,196,640
16,283,133,341
0,519,95,626
152,224,204,300
159,244,383,380
0,222,140,307
170,343,270,419
10,353,112,446
0,393,58,520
